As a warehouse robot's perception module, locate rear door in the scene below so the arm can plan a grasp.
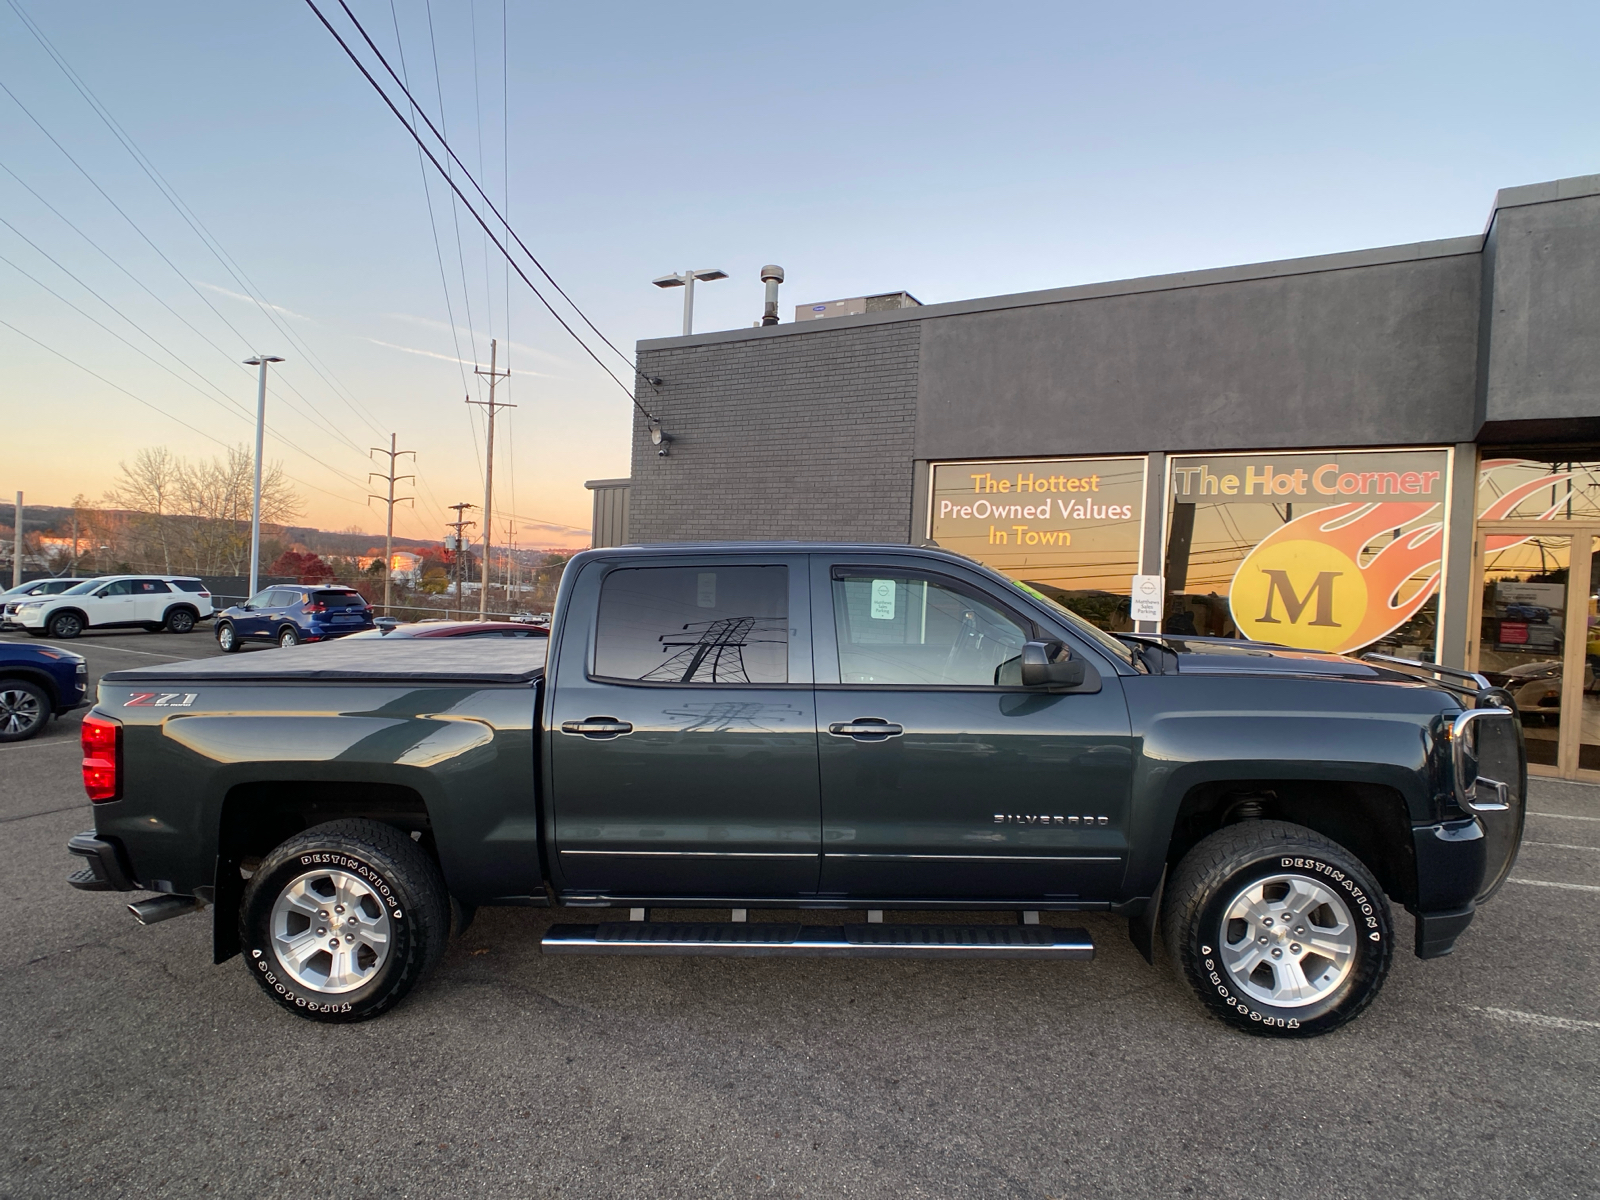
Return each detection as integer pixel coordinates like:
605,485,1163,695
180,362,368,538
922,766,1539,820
132,578,171,622
812,555,1135,901
548,554,819,899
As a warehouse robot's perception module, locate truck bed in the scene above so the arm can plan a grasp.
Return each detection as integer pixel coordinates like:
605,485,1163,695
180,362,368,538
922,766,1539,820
101,638,547,686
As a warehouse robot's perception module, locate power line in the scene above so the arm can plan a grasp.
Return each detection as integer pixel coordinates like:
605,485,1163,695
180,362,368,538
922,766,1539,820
306,0,657,421
6,0,391,439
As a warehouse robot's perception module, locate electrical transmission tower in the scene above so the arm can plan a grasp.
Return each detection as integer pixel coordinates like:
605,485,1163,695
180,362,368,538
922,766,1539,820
368,434,415,615
446,502,477,619
468,338,514,620
641,617,787,684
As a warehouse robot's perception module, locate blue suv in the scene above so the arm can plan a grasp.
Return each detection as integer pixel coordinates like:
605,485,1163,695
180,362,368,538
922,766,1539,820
214,586,376,651
0,641,87,741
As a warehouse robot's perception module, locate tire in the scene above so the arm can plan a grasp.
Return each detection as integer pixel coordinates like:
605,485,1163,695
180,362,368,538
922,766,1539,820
0,679,50,742
277,625,300,648
164,608,196,634
1162,820,1393,1038
215,622,239,653
47,612,83,639
239,819,450,1023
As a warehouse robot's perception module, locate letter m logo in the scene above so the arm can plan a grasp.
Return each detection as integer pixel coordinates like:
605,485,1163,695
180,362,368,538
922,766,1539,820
1255,569,1341,627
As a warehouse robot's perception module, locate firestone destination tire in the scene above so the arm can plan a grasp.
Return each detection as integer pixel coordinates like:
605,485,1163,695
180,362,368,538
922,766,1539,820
240,819,449,1023
1162,820,1393,1038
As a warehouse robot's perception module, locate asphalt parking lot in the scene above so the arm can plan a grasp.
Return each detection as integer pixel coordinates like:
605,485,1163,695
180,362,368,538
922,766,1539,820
2,626,1597,1198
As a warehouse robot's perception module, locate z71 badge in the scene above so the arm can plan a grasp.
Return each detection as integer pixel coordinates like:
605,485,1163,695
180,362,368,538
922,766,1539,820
123,692,198,708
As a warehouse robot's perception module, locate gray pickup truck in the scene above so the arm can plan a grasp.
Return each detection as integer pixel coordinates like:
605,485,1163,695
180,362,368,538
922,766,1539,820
67,543,1526,1037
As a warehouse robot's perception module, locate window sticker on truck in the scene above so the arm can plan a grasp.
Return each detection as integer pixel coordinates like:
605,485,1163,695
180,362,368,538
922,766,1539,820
123,692,198,708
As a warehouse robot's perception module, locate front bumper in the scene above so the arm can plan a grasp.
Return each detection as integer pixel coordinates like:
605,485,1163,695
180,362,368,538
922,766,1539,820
1408,817,1487,958
67,832,136,892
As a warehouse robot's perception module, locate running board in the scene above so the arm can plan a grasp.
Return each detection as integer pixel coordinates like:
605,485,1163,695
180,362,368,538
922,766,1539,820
541,921,1094,959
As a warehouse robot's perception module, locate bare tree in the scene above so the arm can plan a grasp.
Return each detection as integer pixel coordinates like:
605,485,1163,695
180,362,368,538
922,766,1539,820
105,447,179,572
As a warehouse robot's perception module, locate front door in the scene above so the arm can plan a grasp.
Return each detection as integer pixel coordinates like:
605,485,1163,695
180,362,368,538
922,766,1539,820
90,579,138,627
813,558,1134,901
549,556,820,899
233,589,277,640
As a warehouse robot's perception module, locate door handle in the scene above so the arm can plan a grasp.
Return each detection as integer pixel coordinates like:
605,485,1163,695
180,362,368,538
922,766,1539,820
827,718,904,740
560,717,634,739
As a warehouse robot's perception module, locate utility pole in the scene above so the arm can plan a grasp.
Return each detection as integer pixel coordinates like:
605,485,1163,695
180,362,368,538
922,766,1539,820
243,354,284,599
468,338,513,620
504,518,517,603
446,503,477,620
368,434,416,616
11,491,21,588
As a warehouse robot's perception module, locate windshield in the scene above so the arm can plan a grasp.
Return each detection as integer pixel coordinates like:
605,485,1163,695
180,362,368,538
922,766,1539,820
62,580,105,596
1003,578,1135,666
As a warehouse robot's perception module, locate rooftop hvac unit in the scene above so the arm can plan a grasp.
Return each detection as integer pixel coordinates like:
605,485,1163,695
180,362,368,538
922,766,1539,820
794,291,922,322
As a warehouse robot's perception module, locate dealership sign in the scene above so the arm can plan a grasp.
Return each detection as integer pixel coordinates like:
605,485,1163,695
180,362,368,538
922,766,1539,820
1170,450,1450,654
929,458,1146,595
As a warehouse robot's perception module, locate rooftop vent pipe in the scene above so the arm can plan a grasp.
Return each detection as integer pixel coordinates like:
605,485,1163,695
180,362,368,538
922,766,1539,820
760,265,784,326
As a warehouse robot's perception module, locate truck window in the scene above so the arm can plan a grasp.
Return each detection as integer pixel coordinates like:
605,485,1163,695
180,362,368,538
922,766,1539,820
594,565,788,684
831,572,1028,686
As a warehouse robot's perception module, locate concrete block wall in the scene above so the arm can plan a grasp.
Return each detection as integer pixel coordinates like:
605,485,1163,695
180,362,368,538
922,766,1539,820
627,322,921,544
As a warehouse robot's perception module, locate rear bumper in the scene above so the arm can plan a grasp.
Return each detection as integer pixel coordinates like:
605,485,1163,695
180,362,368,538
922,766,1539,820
67,831,136,892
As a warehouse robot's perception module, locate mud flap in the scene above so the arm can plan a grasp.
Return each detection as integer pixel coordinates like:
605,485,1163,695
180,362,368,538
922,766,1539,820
1127,865,1167,965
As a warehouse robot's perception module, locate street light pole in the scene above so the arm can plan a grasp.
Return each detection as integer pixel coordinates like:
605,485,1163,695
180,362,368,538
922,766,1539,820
243,355,284,599
652,268,728,336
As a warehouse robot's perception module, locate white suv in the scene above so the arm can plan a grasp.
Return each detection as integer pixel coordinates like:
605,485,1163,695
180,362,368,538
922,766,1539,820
14,575,215,639
0,578,95,630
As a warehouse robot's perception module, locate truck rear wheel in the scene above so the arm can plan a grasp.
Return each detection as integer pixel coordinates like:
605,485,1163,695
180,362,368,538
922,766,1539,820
239,819,449,1022
1162,820,1392,1038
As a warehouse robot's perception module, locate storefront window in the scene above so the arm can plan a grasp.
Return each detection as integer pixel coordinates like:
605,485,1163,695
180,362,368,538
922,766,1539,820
1478,458,1600,522
1165,449,1449,659
927,457,1145,631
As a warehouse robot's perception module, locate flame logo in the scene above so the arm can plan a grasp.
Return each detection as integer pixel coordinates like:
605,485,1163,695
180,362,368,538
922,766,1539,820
1231,502,1442,653
1228,459,1573,654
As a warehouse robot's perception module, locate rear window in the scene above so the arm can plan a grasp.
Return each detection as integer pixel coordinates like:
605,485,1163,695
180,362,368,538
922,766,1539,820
172,579,206,593
315,591,367,609
594,565,788,684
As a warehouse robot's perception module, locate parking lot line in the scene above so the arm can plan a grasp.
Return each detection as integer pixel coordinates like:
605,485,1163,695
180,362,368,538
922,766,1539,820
1524,841,1600,852
1528,811,1600,822
1467,1006,1600,1032
28,640,190,659
1507,878,1600,893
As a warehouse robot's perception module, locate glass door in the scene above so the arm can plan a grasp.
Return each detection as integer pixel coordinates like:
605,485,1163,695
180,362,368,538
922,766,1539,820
1472,525,1600,777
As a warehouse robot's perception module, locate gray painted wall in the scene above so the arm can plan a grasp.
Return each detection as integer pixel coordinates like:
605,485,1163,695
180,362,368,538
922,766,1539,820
1481,177,1600,438
916,251,1481,460
629,322,920,544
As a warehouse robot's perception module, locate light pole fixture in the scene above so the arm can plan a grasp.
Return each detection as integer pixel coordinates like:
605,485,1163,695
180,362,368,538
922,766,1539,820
243,354,284,601
652,268,727,336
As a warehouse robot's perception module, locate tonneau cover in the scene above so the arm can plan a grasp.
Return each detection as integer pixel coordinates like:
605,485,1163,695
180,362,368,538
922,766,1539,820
101,637,547,685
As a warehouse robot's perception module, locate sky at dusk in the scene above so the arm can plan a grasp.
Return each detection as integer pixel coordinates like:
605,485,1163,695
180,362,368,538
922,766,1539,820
1,0,1597,549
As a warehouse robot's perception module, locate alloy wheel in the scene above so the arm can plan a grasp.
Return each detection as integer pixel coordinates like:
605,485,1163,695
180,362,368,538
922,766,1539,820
0,688,43,736
268,868,393,994
1218,873,1357,1007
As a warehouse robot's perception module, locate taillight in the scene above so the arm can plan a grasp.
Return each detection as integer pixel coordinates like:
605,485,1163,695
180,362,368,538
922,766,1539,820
81,713,121,802
305,602,327,614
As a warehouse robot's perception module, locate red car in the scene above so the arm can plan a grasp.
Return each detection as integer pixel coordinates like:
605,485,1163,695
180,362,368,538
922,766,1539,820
346,620,548,640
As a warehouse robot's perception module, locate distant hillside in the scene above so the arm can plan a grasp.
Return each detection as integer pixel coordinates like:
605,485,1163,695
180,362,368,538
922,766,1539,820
0,500,444,553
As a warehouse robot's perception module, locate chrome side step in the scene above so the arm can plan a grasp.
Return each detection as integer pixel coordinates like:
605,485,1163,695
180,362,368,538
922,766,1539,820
541,921,1094,960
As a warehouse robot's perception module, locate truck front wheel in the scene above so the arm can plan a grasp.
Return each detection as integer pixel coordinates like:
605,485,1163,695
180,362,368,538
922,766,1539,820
1161,820,1393,1038
239,819,449,1022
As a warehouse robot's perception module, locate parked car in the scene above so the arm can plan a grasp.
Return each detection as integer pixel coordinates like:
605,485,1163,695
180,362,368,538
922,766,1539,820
346,619,548,639
0,641,86,741
214,586,376,651
1,578,96,630
1482,658,1599,715
13,576,212,639
69,543,1526,1037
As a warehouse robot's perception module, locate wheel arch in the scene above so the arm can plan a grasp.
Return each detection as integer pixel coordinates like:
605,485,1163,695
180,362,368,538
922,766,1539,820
46,606,90,630
213,780,436,963
1163,777,1418,910
163,602,200,622
0,667,61,708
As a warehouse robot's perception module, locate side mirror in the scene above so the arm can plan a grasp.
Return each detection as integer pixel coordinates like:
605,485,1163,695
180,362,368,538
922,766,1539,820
242,604,256,612
1020,641,1087,689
